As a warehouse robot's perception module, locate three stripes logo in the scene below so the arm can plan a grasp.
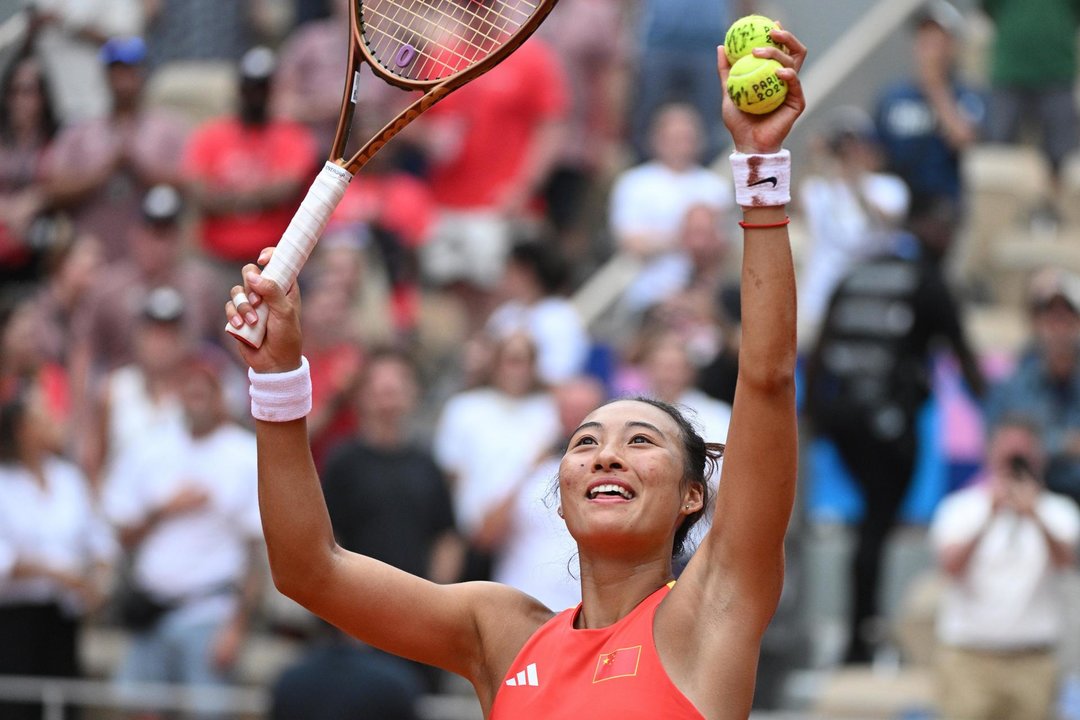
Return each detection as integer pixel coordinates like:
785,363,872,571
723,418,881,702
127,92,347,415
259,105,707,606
504,662,539,687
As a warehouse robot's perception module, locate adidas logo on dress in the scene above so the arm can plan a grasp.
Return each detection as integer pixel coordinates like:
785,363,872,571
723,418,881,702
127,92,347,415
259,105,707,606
505,663,539,687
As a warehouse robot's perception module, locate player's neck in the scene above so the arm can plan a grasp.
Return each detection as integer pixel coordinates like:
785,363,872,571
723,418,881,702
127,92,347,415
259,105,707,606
575,555,673,629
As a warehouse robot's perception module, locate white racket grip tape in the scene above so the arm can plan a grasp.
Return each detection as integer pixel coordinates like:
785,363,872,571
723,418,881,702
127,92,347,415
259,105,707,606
226,162,353,348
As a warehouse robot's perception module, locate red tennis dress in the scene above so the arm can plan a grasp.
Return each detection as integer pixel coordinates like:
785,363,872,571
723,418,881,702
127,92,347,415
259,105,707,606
490,583,705,719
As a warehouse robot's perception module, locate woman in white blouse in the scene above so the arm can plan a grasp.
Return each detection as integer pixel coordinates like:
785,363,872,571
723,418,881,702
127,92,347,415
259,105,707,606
0,380,116,720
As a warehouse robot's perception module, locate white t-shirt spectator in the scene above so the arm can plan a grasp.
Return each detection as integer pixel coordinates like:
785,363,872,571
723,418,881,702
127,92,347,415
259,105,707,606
0,457,117,614
609,162,732,311
103,422,261,622
493,456,581,612
434,388,559,535
487,298,590,385
931,483,1080,649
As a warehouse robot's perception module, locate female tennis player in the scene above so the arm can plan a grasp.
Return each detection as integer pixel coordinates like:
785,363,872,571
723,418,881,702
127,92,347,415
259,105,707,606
227,28,805,719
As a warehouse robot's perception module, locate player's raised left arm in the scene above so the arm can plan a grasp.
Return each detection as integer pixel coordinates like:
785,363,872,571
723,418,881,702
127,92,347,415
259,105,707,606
686,27,806,627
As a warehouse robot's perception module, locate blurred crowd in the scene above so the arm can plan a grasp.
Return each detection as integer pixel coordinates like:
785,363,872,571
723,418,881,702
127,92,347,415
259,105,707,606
2,0,1080,718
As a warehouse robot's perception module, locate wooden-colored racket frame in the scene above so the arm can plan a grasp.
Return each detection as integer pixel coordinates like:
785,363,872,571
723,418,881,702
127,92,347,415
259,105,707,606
333,0,560,175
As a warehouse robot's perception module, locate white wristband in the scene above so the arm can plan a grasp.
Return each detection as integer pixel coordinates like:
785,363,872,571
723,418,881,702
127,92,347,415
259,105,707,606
248,356,312,422
730,149,791,208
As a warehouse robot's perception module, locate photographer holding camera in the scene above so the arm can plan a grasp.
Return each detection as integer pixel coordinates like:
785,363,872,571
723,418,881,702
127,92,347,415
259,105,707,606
930,415,1080,720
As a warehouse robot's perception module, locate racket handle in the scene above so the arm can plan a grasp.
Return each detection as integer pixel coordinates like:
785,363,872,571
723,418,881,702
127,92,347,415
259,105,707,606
226,161,353,348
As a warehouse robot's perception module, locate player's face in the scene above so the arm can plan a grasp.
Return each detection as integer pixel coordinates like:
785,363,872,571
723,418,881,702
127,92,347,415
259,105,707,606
559,400,688,556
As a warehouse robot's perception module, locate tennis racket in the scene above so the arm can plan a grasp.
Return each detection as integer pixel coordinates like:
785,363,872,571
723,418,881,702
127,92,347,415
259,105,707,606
228,0,561,347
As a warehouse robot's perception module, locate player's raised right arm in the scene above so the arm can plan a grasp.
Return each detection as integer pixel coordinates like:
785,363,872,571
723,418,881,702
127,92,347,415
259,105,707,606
225,257,547,688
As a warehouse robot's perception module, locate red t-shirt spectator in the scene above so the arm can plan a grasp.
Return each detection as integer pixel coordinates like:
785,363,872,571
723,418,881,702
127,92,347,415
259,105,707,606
182,118,318,263
428,38,568,210
331,173,435,248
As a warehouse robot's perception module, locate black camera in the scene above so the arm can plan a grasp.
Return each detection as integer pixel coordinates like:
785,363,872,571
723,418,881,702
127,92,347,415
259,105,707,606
1006,454,1037,482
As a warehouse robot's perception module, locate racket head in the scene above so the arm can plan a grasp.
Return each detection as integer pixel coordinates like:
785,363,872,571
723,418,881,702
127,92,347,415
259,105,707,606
353,0,558,90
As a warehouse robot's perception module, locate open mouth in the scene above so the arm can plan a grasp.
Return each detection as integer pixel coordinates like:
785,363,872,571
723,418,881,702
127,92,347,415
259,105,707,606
587,483,635,500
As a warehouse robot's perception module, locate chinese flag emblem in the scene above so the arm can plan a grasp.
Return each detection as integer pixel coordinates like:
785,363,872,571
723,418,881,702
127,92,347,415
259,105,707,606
592,645,642,683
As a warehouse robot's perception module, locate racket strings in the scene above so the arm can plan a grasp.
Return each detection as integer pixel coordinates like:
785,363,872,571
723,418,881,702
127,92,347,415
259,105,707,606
368,2,492,65
359,0,541,82
368,0,513,69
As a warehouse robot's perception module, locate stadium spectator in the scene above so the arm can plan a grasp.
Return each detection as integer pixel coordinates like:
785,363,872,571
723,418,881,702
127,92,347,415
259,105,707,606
433,332,559,581
631,0,754,159
635,330,732,448
609,103,732,315
25,234,104,369
323,347,462,588
875,0,984,210
102,353,263,720
26,0,144,123
980,0,1079,223
536,0,632,256
82,286,191,488
0,380,116,720
420,36,568,329
69,185,221,389
485,375,607,612
1,297,72,443
273,0,401,150
931,415,1079,720
0,51,61,286
327,153,436,338
319,346,463,695
987,268,1080,506
301,276,364,470
486,240,590,386
630,202,737,328
40,36,188,262
657,204,741,406
797,108,909,345
183,45,318,269
805,198,985,665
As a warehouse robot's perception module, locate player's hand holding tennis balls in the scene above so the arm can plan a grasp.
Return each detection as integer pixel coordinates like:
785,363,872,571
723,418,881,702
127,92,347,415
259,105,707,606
719,22,806,152
724,15,792,116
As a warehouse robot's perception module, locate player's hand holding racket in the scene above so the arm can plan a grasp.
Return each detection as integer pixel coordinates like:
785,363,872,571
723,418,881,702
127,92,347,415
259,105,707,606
225,0,561,354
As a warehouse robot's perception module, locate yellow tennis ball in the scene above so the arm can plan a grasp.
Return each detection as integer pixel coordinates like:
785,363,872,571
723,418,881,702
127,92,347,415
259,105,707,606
726,56,788,115
724,14,783,65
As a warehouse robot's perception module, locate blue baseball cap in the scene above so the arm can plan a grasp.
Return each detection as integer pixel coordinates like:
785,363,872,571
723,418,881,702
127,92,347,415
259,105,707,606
100,36,147,66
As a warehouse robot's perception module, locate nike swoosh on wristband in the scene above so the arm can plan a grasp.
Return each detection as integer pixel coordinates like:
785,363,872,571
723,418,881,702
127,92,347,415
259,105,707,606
748,177,779,188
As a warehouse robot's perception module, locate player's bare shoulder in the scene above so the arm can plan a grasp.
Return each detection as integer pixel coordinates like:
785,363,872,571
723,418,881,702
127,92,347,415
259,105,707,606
459,581,556,702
